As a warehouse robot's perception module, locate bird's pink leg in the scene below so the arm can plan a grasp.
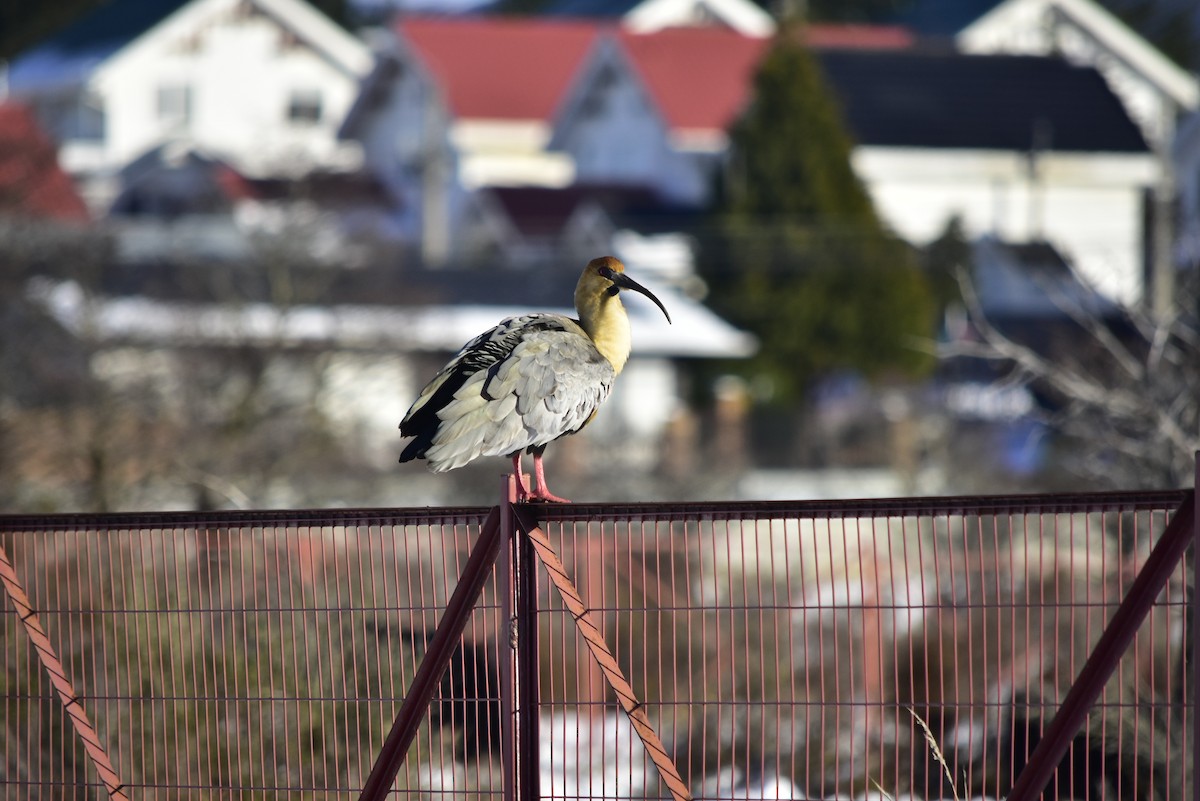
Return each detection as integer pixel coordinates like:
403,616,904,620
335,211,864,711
529,452,571,503
512,454,532,502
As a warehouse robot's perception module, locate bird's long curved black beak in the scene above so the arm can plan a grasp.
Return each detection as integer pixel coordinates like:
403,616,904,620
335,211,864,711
602,268,672,323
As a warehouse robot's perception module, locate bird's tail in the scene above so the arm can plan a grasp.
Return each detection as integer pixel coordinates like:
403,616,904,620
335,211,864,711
398,434,432,464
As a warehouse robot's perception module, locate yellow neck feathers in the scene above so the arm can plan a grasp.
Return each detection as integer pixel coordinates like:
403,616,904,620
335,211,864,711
575,264,633,375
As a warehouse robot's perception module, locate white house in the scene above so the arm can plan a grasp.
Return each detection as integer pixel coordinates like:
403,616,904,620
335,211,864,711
821,49,1158,304
955,0,1200,307
6,0,371,213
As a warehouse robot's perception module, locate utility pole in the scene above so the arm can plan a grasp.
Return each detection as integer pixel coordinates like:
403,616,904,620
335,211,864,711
421,87,451,267
1147,102,1176,322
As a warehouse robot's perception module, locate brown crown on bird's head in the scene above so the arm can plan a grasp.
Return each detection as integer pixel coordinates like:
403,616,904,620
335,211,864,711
577,255,672,324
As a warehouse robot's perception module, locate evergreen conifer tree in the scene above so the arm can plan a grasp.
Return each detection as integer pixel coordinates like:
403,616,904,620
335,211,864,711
699,27,935,402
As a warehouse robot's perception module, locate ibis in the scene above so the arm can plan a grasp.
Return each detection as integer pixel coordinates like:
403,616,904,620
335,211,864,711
399,256,671,502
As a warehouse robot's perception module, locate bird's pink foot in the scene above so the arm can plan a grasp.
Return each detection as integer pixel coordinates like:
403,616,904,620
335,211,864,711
526,486,571,503
528,454,570,503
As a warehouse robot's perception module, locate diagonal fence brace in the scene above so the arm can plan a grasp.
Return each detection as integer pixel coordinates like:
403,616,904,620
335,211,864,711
1007,489,1196,801
361,506,503,801
363,497,691,801
0,540,130,801
513,506,693,801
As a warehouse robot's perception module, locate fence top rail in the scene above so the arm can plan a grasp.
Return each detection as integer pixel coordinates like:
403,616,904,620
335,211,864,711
0,489,1190,532
0,505,492,532
526,489,1193,522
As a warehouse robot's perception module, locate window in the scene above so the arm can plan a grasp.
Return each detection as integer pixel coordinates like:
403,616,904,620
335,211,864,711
287,89,323,124
156,84,192,126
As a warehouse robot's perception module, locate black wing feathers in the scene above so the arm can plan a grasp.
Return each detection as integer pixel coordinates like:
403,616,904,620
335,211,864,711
398,317,571,463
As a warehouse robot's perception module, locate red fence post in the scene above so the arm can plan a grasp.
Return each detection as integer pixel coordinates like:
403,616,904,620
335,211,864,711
500,480,516,801
514,492,541,801
498,474,540,801
1006,489,1196,801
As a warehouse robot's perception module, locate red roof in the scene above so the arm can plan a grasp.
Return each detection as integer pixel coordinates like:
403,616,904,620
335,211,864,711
618,25,913,135
0,103,90,222
618,27,768,134
805,24,915,50
398,17,603,122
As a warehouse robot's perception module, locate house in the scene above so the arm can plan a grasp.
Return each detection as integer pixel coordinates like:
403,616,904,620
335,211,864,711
820,49,1156,303
549,31,1155,302
553,25,912,206
5,0,372,213
0,102,90,222
341,19,914,257
104,140,399,265
910,0,1200,308
344,16,1157,299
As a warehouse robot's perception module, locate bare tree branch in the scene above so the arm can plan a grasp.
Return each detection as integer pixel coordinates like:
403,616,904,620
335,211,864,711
940,265,1199,488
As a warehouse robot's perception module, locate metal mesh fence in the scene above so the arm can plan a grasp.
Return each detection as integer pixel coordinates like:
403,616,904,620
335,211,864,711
0,491,1193,801
529,494,1194,801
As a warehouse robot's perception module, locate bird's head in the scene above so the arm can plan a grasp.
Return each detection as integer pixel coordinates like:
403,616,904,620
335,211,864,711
578,256,672,324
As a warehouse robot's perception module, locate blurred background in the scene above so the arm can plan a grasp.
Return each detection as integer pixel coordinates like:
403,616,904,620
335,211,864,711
0,0,1197,511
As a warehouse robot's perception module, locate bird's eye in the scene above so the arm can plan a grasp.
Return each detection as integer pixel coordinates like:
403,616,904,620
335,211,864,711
597,266,616,281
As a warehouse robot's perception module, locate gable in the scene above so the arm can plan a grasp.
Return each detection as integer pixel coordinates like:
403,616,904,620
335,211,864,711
551,36,670,147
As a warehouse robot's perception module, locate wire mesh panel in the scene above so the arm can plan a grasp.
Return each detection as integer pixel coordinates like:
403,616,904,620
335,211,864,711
531,493,1193,801
1,492,1193,801
0,508,505,800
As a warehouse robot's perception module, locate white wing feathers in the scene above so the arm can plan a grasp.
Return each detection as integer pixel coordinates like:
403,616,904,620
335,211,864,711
405,314,616,473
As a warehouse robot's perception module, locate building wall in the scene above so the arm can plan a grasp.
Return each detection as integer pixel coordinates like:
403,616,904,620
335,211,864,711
854,147,1157,302
555,61,708,204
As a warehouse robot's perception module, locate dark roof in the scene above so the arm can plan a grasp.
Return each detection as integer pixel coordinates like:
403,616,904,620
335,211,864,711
486,184,668,237
38,0,188,55
816,50,1150,153
544,0,640,18
8,0,190,91
883,0,1003,37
